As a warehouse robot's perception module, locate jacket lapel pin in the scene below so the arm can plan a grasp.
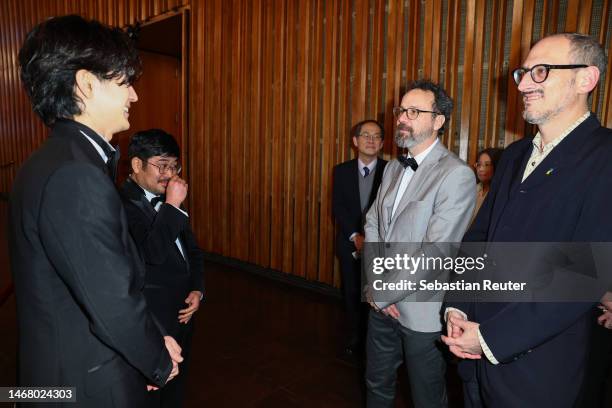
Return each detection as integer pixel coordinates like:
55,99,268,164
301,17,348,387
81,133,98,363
545,168,554,176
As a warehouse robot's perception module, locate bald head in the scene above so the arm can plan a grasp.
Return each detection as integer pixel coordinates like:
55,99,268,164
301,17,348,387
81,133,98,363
537,33,606,78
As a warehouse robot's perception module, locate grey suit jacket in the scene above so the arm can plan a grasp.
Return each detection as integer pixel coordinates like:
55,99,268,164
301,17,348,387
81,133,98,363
364,140,475,332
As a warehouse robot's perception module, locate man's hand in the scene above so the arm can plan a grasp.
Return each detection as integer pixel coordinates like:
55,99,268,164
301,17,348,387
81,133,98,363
353,233,365,252
163,335,183,383
446,310,465,339
441,317,483,359
598,310,612,329
165,176,188,208
178,291,202,324
381,304,400,320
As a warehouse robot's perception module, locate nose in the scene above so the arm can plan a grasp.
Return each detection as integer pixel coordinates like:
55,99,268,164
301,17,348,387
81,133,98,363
128,86,138,102
517,70,536,93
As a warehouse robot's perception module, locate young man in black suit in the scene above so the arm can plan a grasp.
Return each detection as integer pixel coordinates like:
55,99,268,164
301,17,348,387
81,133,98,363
10,15,182,407
332,120,387,357
120,129,205,408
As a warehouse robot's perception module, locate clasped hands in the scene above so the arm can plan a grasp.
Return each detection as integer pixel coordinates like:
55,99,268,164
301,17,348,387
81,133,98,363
441,311,483,359
146,335,184,391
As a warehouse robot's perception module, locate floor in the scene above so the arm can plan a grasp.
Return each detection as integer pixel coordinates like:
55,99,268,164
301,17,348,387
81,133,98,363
0,197,463,407
1,198,610,407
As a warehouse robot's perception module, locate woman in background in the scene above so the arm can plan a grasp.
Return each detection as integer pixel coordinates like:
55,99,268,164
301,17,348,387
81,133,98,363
471,147,504,224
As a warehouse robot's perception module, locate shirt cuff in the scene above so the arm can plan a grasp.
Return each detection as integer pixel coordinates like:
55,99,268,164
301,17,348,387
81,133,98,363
477,329,499,365
444,307,468,321
349,232,359,241
168,204,188,217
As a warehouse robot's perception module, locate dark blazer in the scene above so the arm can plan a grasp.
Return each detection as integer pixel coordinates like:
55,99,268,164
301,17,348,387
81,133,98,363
332,158,387,253
119,177,204,338
9,119,172,408
447,114,612,407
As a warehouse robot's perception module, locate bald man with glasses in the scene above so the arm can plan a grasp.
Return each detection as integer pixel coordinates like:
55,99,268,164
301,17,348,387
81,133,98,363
443,33,612,407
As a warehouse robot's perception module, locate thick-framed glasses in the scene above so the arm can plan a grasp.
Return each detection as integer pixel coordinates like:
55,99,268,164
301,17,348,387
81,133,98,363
146,161,182,174
512,64,588,85
392,106,440,120
358,132,382,141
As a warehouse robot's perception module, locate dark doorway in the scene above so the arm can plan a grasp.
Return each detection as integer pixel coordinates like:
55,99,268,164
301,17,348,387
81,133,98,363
115,10,189,184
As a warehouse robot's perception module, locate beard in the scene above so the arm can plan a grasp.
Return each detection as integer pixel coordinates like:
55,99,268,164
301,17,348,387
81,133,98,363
522,79,575,125
394,123,433,149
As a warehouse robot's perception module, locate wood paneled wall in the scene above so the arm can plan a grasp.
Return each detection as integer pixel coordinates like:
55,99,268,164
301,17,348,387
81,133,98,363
2,0,612,287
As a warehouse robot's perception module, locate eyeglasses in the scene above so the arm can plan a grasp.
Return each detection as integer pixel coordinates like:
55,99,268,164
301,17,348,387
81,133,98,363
146,161,182,174
512,64,588,85
474,162,492,169
392,106,440,120
358,132,382,141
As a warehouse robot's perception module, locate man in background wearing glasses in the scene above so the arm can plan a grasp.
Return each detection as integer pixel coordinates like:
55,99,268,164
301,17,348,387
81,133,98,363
332,119,387,359
120,129,205,408
363,80,475,407
443,33,611,407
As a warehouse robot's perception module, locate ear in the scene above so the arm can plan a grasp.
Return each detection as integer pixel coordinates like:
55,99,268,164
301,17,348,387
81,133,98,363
74,69,96,100
576,66,600,95
433,114,446,133
131,157,143,174
352,136,359,148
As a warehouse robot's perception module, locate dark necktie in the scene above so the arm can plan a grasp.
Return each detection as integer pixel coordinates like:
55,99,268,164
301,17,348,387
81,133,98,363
106,147,120,183
363,166,370,177
398,155,418,171
150,195,166,208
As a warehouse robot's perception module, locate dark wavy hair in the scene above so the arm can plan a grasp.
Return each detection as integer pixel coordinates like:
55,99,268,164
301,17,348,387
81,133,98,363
18,14,142,126
405,79,454,136
128,129,180,163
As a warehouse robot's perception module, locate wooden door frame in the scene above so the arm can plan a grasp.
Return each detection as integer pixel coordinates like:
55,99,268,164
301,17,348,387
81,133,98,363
125,6,190,196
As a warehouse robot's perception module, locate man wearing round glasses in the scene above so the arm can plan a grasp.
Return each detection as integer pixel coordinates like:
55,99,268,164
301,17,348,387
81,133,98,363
120,129,205,408
443,33,611,407
332,119,387,359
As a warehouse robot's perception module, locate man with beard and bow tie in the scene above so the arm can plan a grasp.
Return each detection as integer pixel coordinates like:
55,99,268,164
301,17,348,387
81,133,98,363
363,79,475,408
120,129,205,408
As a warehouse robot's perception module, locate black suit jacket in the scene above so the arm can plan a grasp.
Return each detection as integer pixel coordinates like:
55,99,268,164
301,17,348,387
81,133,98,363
9,119,172,407
447,114,612,407
119,178,204,338
332,158,387,254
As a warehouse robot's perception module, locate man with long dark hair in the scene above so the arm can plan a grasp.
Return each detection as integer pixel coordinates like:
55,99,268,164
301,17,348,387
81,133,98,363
10,15,182,407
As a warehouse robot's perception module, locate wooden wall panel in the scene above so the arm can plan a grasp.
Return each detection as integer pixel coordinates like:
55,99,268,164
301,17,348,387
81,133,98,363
3,0,612,288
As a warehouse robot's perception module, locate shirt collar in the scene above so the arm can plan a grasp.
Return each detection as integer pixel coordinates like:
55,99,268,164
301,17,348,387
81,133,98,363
412,138,439,165
358,157,378,173
531,111,590,153
79,130,116,163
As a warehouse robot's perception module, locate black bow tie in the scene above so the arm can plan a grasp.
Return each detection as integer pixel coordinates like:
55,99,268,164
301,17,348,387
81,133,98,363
150,195,166,207
398,155,418,171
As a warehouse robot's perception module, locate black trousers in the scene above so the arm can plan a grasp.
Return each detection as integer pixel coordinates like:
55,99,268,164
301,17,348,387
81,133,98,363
337,241,367,348
147,320,194,408
365,311,448,408
574,308,612,408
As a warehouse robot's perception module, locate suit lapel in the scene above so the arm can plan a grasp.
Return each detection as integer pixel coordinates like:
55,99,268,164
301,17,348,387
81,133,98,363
381,163,405,234
386,143,446,234
122,178,157,222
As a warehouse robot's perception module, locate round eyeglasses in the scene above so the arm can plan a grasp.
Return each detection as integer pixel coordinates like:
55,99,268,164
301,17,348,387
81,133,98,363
512,64,588,85
146,161,182,174
358,132,382,141
392,106,440,120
